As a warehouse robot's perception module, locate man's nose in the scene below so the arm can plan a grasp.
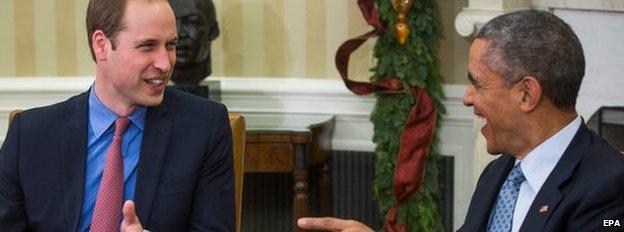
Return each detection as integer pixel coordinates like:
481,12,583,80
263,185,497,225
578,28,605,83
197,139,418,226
462,85,474,106
153,47,173,73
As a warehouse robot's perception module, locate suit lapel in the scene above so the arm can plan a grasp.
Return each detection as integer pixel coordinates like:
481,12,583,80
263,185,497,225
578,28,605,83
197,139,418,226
134,99,172,226
466,155,516,231
59,93,89,231
519,123,591,231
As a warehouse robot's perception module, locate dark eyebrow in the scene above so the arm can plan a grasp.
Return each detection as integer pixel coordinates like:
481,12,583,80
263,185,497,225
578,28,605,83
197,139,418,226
467,72,477,84
134,39,157,46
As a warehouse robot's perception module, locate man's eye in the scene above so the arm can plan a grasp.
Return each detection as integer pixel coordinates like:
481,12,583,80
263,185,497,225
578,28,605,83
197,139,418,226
138,44,155,50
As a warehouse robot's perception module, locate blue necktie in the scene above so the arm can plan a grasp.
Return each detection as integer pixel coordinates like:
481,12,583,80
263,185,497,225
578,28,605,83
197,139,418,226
487,163,525,232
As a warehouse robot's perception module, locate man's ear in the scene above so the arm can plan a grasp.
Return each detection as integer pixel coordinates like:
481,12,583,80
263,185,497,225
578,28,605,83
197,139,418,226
92,30,109,61
518,76,542,112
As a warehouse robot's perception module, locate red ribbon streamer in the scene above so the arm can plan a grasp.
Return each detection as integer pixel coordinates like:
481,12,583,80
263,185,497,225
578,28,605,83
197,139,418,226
383,87,437,232
335,0,438,231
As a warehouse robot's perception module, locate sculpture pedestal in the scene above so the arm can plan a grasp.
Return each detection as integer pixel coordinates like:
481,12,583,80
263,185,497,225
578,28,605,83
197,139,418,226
172,80,221,101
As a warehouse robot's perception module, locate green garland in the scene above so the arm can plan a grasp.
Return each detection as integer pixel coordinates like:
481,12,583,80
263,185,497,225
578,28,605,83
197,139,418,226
369,0,445,231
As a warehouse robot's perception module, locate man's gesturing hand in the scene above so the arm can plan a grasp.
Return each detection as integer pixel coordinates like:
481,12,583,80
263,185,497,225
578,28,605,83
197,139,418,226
297,217,374,232
121,200,144,232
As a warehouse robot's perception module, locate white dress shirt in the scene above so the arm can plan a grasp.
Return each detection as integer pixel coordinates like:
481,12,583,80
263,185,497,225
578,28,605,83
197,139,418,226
511,116,582,232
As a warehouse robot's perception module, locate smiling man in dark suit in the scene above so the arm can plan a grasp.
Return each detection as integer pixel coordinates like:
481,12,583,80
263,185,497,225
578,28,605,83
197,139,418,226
458,9,624,232
298,9,624,232
0,0,234,231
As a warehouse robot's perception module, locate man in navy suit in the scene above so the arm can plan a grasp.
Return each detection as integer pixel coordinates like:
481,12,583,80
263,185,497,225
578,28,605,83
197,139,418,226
457,10,624,232
298,10,624,232
0,0,234,231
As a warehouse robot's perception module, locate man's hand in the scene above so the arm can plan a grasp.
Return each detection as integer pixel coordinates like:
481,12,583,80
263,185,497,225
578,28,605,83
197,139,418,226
297,217,374,232
121,200,144,232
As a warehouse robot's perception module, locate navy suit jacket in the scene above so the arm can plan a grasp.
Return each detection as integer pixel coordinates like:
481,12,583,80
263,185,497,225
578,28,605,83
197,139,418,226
459,123,624,231
0,88,235,231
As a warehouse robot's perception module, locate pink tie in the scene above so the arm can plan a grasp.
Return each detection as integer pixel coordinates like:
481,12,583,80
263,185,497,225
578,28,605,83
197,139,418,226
90,117,130,232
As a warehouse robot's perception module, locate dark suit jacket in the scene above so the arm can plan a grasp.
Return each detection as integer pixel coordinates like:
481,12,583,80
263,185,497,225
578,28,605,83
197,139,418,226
459,123,624,231
0,88,235,231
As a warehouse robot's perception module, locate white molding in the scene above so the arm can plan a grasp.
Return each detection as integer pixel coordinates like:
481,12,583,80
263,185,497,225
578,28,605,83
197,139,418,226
210,77,472,152
455,0,532,38
0,77,94,94
0,77,472,151
0,77,94,111
455,8,507,37
215,77,375,118
455,0,624,38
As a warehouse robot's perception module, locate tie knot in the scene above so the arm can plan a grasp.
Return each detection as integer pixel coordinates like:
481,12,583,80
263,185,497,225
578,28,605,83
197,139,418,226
507,163,525,185
114,117,130,137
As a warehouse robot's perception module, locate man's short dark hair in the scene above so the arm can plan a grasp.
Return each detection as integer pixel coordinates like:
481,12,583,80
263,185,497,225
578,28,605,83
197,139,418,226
86,0,128,61
476,9,585,110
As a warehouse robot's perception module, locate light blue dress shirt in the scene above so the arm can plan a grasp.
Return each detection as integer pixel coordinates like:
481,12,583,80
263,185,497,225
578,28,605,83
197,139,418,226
79,87,146,232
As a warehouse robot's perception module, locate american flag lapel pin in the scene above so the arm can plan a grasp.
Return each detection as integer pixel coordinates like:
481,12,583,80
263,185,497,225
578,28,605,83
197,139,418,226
539,205,549,213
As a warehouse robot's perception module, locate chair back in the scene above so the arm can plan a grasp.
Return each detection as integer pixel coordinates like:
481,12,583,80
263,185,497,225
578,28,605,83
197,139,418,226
228,113,246,232
8,109,22,126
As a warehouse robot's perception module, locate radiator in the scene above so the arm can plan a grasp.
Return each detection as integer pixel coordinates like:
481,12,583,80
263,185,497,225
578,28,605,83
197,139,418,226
241,151,454,232
331,150,382,229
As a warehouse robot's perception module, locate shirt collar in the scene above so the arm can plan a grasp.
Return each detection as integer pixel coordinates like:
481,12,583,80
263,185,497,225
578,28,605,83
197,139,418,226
517,115,582,192
88,86,146,138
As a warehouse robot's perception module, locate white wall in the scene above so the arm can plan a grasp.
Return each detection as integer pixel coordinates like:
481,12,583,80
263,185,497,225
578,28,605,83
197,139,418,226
555,9,624,119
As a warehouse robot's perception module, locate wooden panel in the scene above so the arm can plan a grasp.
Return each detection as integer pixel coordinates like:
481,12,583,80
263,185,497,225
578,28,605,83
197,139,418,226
245,142,294,172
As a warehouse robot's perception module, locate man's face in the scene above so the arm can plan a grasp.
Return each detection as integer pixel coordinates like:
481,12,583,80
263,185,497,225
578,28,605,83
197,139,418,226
463,39,522,155
172,0,207,67
98,0,178,107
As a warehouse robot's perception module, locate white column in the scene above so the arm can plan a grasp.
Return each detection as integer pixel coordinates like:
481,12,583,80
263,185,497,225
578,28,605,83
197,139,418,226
454,0,531,37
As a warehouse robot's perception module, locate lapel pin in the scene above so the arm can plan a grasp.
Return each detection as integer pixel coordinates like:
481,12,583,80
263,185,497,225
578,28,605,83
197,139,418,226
539,205,549,213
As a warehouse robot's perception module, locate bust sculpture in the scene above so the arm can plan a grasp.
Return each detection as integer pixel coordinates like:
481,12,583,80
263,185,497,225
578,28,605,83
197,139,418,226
170,0,219,85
